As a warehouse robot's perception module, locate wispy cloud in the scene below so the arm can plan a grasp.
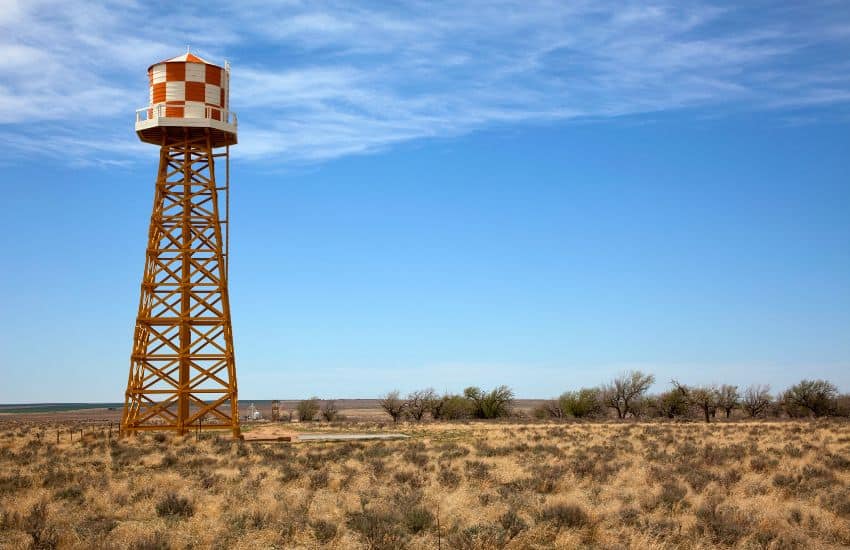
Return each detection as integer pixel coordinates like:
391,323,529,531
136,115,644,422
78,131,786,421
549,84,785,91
0,0,848,165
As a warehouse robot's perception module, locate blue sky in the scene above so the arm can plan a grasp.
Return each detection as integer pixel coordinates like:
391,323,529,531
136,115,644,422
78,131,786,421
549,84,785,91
1,1,849,402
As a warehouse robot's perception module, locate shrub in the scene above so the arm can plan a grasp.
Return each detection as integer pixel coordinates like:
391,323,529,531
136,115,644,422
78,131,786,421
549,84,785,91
559,388,604,418
0,471,32,494
448,523,507,549
347,507,407,550
694,497,750,545
431,394,472,420
54,485,84,504
438,466,461,488
402,506,433,534
312,519,338,543
160,453,178,467
297,397,320,421
465,460,491,480
783,380,839,417
129,531,170,550
657,481,688,509
155,493,194,519
539,502,590,529
499,509,527,539
309,470,329,489
25,500,58,550
653,389,690,418
320,400,338,421
464,385,514,419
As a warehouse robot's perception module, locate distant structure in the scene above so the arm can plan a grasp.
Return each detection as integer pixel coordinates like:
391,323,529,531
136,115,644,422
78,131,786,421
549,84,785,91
246,403,262,421
271,400,281,421
121,52,240,437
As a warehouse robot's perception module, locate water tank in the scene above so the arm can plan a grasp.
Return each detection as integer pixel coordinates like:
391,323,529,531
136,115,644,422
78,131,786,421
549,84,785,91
135,52,237,147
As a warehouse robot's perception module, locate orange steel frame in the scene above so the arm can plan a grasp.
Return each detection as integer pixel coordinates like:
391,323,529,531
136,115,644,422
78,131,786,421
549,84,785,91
122,129,239,437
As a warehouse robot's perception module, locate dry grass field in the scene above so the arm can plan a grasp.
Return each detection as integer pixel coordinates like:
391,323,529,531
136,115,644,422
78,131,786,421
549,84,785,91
1,419,849,549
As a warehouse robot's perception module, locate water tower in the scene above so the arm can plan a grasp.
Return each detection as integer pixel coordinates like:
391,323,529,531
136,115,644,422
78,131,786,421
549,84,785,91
121,52,240,437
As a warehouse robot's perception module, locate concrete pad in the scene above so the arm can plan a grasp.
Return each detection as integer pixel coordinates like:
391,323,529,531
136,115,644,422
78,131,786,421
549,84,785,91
296,433,409,442
241,427,408,443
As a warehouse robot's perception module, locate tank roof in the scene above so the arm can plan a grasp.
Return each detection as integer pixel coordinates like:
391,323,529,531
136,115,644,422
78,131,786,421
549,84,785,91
148,52,216,70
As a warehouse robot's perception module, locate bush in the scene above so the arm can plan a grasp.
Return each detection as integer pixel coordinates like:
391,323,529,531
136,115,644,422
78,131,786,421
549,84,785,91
539,502,590,529
653,388,690,418
499,509,527,539
783,380,839,417
431,394,472,420
464,385,514,419
694,497,750,545
347,507,407,549
320,400,338,421
24,500,58,550
312,519,338,543
297,397,320,421
130,531,170,550
155,493,194,519
559,388,604,418
402,506,433,534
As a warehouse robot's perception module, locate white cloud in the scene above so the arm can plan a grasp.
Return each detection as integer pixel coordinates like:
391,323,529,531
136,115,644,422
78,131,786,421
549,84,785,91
0,0,848,165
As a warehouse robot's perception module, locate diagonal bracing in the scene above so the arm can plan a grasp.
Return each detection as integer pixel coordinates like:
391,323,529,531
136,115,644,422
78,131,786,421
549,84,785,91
122,130,239,436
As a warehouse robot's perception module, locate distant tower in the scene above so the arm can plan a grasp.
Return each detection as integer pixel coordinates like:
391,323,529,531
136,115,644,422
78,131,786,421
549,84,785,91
121,52,240,437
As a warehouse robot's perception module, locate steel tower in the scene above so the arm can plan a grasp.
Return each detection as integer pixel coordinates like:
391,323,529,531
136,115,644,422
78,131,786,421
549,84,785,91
122,53,240,437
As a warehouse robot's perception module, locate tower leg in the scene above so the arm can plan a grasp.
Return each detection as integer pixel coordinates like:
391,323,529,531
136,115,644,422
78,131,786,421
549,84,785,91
121,130,239,437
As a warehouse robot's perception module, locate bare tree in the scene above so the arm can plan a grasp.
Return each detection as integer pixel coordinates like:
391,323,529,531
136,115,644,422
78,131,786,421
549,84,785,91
601,371,655,419
717,385,740,418
379,390,406,423
321,400,338,421
690,385,720,423
742,384,772,417
406,389,436,422
296,397,320,421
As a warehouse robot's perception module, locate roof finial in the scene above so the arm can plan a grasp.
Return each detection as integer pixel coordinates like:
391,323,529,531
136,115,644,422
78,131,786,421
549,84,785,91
186,44,190,53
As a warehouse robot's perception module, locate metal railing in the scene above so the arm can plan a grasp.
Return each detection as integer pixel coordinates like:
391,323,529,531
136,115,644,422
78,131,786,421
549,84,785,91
136,103,238,126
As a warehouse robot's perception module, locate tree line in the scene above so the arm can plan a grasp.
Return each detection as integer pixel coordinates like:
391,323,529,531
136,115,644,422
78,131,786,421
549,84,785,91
373,373,849,423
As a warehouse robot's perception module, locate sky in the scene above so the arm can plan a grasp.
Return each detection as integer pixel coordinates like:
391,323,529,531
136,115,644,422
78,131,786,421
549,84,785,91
0,1,849,402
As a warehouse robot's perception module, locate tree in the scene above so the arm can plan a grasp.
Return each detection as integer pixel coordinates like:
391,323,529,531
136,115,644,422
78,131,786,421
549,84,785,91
559,388,604,418
689,385,720,423
321,400,338,421
406,389,436,422
671,381,719,423
464,385,514,419
654,388,690,419
783,380,838,417
379,390,406,423
601,371,655,419
296,397,320,421
742,384,772,418
717,385,740,418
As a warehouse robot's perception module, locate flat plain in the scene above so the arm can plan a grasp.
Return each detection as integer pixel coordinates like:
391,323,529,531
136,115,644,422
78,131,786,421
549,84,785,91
1,419,849,549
